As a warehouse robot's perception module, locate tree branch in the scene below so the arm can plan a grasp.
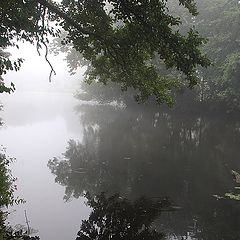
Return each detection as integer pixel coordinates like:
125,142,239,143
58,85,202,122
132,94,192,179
35,0,104,40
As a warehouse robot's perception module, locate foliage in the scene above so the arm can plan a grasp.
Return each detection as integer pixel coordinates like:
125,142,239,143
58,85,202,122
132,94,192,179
0,221,40,240
0,0,60,92
224,170,240,201
0,147,25,207
58,0,209,105
0,147,35,240
0,147,16,207
0,50,21,94
0,0,209,104
225,192,240,201
76,192,170,240
54,0,240,110
194,0,240,109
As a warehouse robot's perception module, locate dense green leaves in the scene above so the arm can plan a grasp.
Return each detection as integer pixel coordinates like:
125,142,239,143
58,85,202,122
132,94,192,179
0,146,39,239
0,0,60,90
0,0,209,104
57,0,209,104
194,0,240,109
57,0,240,110
0,147,16,207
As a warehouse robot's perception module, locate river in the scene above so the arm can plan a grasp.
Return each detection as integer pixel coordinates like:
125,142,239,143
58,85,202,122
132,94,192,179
0,91,91,240
0,47,240,239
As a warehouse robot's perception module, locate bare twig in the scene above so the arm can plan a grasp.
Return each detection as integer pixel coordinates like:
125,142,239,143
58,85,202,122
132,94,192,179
43,41,56,82
24,210,30,235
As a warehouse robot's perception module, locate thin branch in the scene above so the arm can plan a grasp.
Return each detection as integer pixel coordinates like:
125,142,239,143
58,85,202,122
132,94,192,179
36,4,56,81
35,0,105,40
24,210,30,235
35,0,125,78
43,40,56,82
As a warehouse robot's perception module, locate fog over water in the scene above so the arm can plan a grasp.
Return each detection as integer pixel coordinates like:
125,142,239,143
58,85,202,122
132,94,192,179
0,45,90,240
0,43,240,240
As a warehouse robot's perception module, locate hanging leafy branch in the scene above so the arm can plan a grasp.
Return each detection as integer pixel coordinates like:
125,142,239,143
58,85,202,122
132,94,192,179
0,0,210,104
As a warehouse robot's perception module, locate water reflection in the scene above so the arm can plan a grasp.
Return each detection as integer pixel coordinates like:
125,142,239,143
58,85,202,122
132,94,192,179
0,92,88,240
76,192,171,240
49,104,240,239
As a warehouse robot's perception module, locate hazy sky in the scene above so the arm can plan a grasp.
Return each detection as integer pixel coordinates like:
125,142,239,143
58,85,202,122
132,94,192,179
4,42,85,93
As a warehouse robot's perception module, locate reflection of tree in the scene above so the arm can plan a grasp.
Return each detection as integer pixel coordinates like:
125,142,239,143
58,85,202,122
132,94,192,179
76,193,170,240
1,224,40,240
49,105,240,238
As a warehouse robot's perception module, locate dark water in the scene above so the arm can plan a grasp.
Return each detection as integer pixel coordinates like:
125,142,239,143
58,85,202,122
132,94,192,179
1,92,240,239
49,103,240,239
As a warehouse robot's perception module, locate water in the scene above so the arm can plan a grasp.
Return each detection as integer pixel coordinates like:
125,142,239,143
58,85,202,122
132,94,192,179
1,91,240,239
48,103,240,239
0,92,90,240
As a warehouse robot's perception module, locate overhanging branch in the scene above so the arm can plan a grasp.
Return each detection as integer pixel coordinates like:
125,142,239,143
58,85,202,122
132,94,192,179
36,0,104,40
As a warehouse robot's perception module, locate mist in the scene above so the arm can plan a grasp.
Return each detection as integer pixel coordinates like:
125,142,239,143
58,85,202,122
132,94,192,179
1,1,240,240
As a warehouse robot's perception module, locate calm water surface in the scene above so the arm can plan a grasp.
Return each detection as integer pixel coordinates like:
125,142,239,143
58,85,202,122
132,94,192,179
0,92,90,240
1,91,240,239
48,103,240,239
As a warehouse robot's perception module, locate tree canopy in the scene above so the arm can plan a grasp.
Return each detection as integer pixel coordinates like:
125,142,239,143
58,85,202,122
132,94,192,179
0,0,210,104
60,0,240,110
